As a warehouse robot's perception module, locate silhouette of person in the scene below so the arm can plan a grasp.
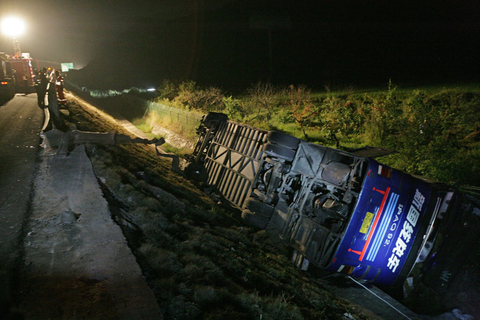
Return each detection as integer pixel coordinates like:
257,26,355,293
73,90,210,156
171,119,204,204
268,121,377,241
55,70,66,105
44,68,67,132
34,68,48,109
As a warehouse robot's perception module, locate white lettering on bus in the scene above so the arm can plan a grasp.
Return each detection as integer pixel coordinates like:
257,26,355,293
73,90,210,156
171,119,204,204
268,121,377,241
383,204,403,246
387,254,400,272
387,190,424,273
387,221,412,272
412,189,425,211
399,220,413,243
406,205,420,227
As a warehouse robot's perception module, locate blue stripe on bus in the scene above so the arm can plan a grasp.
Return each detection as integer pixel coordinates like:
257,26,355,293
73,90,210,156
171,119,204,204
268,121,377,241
366,192,399,262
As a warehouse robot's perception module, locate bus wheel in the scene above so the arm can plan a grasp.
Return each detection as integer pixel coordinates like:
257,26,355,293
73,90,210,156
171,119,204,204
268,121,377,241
203,113,228,130
241,209,270,229
266,131,300,149
264,143,296,162
184,162,207,183
244,198,275,216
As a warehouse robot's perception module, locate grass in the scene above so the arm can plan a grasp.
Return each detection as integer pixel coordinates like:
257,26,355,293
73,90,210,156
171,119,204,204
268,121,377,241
63,98,383,320
150,81,480,187
106,80,480,189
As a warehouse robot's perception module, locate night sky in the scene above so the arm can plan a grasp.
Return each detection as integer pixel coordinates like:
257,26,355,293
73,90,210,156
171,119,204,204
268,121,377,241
1,0,478,91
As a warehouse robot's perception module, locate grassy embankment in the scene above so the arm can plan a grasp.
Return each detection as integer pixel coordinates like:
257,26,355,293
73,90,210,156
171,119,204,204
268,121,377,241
146,80,480,189
63,100,381,320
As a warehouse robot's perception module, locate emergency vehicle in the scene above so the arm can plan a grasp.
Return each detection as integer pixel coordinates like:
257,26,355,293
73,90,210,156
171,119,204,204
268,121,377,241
0,52,15,98
9,51,39,94
1,36,39,97
186,112,480,298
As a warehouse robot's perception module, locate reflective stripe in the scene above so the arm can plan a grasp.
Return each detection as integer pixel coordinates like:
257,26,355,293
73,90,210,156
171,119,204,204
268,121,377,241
359,187,391,261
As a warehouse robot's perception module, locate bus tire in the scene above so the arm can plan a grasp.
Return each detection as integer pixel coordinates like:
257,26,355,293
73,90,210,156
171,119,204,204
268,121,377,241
184,162,207,183
266,131,300,149
244,198,275,217
241,209,270,229
264,143,295,162
203,112,228,130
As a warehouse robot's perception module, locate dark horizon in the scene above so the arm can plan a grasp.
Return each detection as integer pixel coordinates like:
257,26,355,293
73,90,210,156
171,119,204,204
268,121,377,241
8,0,474,92
73,1,479,92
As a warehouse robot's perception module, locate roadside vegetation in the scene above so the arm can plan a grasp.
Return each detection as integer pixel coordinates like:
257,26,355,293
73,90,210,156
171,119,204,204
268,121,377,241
153,80,480,188
64,100,381,320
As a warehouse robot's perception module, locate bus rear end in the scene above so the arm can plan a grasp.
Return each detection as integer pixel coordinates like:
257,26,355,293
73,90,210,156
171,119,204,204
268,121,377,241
328,159,454,286
188,113,480,294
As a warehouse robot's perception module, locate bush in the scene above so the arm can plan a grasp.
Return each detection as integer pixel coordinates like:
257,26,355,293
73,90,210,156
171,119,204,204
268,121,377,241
159,80,226,112
246,82,279,123
286,85,320,140
223,96,245,121
153,79,480,186
159,79,181,100
191,86,225,112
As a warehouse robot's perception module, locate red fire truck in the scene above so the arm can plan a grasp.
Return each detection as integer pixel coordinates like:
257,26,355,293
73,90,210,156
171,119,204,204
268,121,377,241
0,52,16,99
9,51,39,94
1,38,39,98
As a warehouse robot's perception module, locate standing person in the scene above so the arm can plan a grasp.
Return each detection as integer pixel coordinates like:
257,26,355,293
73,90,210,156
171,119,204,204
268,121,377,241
34,68,48,109
55,70,66,105
45,69,67,132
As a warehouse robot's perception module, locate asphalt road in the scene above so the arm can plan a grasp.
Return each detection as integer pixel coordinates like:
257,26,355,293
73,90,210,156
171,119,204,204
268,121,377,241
0,93,43,274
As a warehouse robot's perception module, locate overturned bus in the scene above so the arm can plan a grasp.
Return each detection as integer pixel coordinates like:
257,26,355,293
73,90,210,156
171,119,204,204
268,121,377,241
186,112,480,295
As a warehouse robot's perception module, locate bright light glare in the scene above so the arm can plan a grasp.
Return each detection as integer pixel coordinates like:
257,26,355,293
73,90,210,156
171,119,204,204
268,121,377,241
1,17,26,37
147,88,156,92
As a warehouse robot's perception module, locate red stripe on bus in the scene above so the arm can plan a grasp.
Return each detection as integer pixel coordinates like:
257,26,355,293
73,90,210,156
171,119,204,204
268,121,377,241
348,248,362,255
359,187,390,261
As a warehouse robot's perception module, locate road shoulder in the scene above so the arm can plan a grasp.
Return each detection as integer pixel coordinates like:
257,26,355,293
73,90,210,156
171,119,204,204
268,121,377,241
17,145,162,319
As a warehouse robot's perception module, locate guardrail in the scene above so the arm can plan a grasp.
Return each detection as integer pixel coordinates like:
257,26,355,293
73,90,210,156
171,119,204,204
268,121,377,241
145,101,203,137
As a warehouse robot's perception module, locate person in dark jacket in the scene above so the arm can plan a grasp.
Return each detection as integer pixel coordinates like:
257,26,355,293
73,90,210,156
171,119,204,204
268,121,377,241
55,70,66,105
34,68,48,109
44,68,67,132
